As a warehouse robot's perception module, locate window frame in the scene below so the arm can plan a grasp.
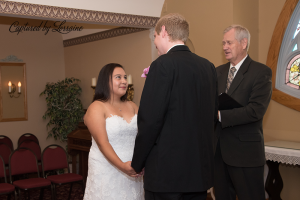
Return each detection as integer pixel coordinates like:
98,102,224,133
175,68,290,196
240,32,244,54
266,0,300,112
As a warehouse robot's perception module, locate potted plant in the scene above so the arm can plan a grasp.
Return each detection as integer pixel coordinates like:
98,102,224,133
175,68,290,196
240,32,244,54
40,77,85,142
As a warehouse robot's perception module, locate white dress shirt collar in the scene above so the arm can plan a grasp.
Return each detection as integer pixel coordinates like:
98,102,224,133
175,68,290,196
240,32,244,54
230,55,248,77
167,44,185,53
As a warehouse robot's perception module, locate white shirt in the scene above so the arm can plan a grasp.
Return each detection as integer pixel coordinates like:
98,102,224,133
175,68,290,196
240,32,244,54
167,44,185,53
229,54,248,79
219,54,248,122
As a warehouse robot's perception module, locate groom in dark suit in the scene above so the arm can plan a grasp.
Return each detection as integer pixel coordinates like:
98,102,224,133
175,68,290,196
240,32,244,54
214,25,272,200
131,13,218,200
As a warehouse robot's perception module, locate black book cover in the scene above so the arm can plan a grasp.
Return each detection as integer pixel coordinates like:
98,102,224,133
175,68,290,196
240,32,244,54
218,93,242,110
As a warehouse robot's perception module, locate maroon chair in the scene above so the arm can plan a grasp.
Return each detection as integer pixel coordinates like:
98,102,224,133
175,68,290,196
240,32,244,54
0,143,12,165
9,147,52,199
0,143,12,178
0,135,13,151
19,139,43,175
0,155,15,200
19,140,41,162
18,133,39,147
42,145,84,200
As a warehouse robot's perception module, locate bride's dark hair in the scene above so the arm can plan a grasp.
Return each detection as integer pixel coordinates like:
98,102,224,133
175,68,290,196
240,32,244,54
93,63,127,102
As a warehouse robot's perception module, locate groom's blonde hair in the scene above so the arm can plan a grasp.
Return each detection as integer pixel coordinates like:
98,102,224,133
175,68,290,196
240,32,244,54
155,13,189,43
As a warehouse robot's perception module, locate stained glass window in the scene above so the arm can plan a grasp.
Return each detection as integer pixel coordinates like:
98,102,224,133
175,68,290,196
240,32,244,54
276,2,300,99
286,55,300,89
293,44,298,51
293,19,300,38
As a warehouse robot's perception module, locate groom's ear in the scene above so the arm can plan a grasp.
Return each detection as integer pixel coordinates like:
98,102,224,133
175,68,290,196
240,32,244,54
161,25,168,38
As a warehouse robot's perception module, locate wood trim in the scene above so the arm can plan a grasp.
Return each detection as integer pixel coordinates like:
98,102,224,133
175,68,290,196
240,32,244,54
63,27,148,47
266,0,300,112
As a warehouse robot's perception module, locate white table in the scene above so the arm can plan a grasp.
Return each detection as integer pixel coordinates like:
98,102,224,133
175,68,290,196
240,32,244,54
265,141,300,200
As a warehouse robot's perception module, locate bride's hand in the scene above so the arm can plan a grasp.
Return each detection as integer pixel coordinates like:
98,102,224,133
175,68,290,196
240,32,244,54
122,161,138,177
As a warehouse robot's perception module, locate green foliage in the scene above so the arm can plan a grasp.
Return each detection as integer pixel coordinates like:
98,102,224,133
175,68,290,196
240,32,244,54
40,77,85,142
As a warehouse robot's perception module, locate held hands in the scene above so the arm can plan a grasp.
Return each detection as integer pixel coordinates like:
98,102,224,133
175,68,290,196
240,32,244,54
122,161,143,177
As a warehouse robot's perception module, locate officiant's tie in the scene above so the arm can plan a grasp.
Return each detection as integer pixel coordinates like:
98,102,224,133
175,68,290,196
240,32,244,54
225,67,236,93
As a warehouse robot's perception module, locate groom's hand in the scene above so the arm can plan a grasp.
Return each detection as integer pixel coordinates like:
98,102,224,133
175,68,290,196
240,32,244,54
137,168,145,177
122,161,139,177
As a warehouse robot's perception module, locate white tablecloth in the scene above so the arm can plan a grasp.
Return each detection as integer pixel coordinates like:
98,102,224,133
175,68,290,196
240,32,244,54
265,141,300,165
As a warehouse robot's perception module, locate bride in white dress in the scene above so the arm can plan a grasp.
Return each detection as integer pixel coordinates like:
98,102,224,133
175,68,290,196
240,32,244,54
83,63,144,200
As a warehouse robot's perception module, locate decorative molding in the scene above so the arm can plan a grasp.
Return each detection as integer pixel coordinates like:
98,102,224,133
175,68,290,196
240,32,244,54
0,1,159,28
266,0,300,112
149,28,159,61
63,27,147,47
0,55,23,62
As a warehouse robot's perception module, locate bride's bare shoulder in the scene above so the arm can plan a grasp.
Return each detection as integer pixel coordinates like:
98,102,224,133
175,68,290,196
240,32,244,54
85,101,106,119
127,101,138,114
87,101,105,111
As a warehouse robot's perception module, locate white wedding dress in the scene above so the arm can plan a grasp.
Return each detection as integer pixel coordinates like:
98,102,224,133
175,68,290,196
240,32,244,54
84,114,144,200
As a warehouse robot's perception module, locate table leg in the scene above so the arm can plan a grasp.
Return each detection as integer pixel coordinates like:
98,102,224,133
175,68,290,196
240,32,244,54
79,151,89,184
265,160,283,200
72,155,77,174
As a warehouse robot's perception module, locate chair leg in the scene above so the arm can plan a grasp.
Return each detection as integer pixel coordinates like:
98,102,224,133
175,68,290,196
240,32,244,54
27,190,30,200
53,184,57,200
7,193,11,200
18,189,21,200
82,180,85,195
14,190,18,200
39,188,44,200
50,185,54,200
68,183,73,200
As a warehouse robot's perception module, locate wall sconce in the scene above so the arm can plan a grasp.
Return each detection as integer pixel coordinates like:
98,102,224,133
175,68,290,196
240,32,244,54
8,81,21,98
127,74,134,101
91,77,96,100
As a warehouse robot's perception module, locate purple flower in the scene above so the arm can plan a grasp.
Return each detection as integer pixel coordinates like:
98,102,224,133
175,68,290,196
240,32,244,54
141,66,150,78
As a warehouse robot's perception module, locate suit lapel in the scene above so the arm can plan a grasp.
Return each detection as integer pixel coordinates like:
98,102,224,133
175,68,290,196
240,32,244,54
218,63,230,94
227,56,252,95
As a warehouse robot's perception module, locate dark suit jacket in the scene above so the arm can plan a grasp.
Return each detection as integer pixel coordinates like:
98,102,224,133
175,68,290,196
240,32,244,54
215,56,272,167
131,45,218,192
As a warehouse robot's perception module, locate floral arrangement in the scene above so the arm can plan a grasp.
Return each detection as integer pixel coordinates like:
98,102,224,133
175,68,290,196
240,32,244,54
141,66,150,78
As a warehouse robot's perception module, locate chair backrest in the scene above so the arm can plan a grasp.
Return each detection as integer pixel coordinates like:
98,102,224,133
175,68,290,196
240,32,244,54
0,155,7,182
0,142,12,165
19,139,41,161
42,145,69,175
18,133,39,146
9,147,40,180
0,135,14,150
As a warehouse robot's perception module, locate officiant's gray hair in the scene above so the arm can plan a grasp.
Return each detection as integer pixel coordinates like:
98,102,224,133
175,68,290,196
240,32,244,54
224,25,251,51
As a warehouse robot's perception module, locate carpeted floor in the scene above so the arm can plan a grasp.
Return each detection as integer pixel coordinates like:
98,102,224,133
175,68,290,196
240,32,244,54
0,183,84,200
1,183,217,200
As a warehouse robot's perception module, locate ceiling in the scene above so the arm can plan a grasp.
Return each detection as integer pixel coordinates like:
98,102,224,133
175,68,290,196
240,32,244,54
1,0,165,40
6,0,165,17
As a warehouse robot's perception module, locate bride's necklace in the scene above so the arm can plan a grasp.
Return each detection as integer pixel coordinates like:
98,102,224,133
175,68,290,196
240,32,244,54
113,103,122,112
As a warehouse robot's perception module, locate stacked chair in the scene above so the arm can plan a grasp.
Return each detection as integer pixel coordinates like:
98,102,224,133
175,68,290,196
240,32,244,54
0,143,12,181
0,155,15,199
19,139,43,174
0,135,14,151
0,134,84,199
9,147,53,199
18,133,39,146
